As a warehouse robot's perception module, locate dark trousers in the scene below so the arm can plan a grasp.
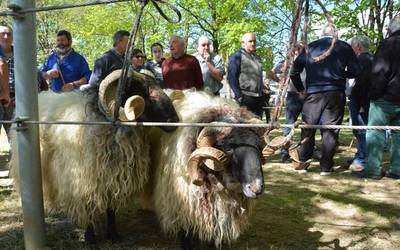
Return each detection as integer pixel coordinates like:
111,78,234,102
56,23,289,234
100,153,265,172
299,91,346,171
240,95,264,118
0,104,15,143
262,94,271,123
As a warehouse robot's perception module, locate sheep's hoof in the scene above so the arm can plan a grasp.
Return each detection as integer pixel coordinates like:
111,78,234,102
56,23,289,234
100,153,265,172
179,231,194,250
106,230,121,243
84,225,96,244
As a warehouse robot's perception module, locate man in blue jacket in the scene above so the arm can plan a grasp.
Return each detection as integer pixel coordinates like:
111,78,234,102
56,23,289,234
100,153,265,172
290,25,361,175
352,16,400,180
41,30,91,93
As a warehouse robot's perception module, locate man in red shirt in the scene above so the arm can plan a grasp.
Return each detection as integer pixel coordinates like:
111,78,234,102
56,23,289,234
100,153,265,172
162,35,203,90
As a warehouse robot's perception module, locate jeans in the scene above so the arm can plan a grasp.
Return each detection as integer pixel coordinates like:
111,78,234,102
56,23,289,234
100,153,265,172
281,92,303,157
365,99,400,176
348,95,368,165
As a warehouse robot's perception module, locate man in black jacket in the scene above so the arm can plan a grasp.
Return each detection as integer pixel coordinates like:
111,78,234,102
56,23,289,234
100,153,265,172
352,16,400,180
348,36,374,171
88,30,130,87
290,25,361,175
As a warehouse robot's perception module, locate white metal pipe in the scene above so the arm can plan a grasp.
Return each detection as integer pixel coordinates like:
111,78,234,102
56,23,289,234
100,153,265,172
10,0,46,249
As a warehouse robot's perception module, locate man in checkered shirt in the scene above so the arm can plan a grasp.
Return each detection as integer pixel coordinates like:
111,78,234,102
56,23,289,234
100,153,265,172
0,24,14,142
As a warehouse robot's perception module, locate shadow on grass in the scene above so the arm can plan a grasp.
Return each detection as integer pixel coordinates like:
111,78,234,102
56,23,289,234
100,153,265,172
1,155,399,249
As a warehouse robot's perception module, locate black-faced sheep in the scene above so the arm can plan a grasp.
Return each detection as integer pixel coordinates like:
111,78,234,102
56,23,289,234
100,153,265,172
10,69,179,243
143,91,267,249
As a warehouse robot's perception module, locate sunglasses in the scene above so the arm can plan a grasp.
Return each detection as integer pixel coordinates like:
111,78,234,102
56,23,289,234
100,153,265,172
134,55,145,59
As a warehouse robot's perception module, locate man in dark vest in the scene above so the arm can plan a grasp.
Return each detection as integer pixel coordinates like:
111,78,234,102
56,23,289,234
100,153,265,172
228,32,264,117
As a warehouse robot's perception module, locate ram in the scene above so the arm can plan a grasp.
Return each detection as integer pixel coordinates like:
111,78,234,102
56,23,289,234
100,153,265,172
11,69,179,243
144,91,267,249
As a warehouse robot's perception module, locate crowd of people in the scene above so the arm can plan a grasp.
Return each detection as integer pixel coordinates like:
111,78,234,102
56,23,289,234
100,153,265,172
0,15,399,180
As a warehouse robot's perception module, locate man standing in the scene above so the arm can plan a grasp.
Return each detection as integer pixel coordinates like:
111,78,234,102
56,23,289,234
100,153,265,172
88,30,130,87
162,35,203,90
290,25,360,175
193,36,225,95
348,36,374,171
0,25,14,141
228,32,264,117
0,30,9,108
352,16,400,180
41,30,91,93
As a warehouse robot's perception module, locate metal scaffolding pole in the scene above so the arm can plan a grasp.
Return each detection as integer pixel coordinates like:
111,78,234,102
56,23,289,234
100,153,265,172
9,0,46,249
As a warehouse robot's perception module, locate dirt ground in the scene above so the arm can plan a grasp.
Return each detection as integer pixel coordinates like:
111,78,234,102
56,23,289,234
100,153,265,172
0,128,399,250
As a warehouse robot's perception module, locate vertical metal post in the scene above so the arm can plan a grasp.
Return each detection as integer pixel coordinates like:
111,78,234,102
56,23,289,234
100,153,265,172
9,0,46,249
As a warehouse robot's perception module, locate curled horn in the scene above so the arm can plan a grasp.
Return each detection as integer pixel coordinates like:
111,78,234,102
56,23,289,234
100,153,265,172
98,69,145,121
187,147,229,186
169,89,185,102
187,127,230,186
124,95,145,121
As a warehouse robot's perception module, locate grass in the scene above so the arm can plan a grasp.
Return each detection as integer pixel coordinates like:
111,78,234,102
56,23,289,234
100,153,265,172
1,123,399,249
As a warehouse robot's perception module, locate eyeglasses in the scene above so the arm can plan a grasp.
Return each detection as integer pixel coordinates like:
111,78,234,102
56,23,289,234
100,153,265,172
135,55,145,59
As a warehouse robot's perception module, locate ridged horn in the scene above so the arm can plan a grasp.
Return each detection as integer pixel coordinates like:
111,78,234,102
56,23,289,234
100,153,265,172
98,69,149,121
196,126,232,148
187,147,229,186
169,90,185,102
124,95,145,121
98,70,122,119
196,127,217,147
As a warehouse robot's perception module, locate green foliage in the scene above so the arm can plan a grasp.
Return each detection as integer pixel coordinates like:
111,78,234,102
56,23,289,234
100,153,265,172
2,0,399,69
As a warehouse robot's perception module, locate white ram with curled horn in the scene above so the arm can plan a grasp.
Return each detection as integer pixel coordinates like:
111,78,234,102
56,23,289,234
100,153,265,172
10,68,179,244
141,90,269,248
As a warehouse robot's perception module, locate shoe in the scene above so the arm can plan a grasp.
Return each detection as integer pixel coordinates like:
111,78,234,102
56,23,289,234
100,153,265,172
349,162,365,172
351,171,383,180
320,171,332,176
292,161,310,171
385,171,400,180
296,169,308,174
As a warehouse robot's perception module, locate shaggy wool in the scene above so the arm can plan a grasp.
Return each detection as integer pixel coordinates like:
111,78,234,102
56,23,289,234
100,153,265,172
11,91,150,227
147,90,261,247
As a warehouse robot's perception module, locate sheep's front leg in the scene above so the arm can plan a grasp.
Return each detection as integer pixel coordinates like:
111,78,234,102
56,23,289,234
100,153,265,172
84,223,96,244
179,230,194,250
106,208,121,243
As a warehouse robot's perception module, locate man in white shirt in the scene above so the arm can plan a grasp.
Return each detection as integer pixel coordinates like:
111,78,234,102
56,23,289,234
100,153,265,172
193,36,225,95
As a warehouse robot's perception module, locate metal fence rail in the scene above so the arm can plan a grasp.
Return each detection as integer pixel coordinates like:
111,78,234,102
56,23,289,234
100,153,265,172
3,118,400,131
1,0,132,17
